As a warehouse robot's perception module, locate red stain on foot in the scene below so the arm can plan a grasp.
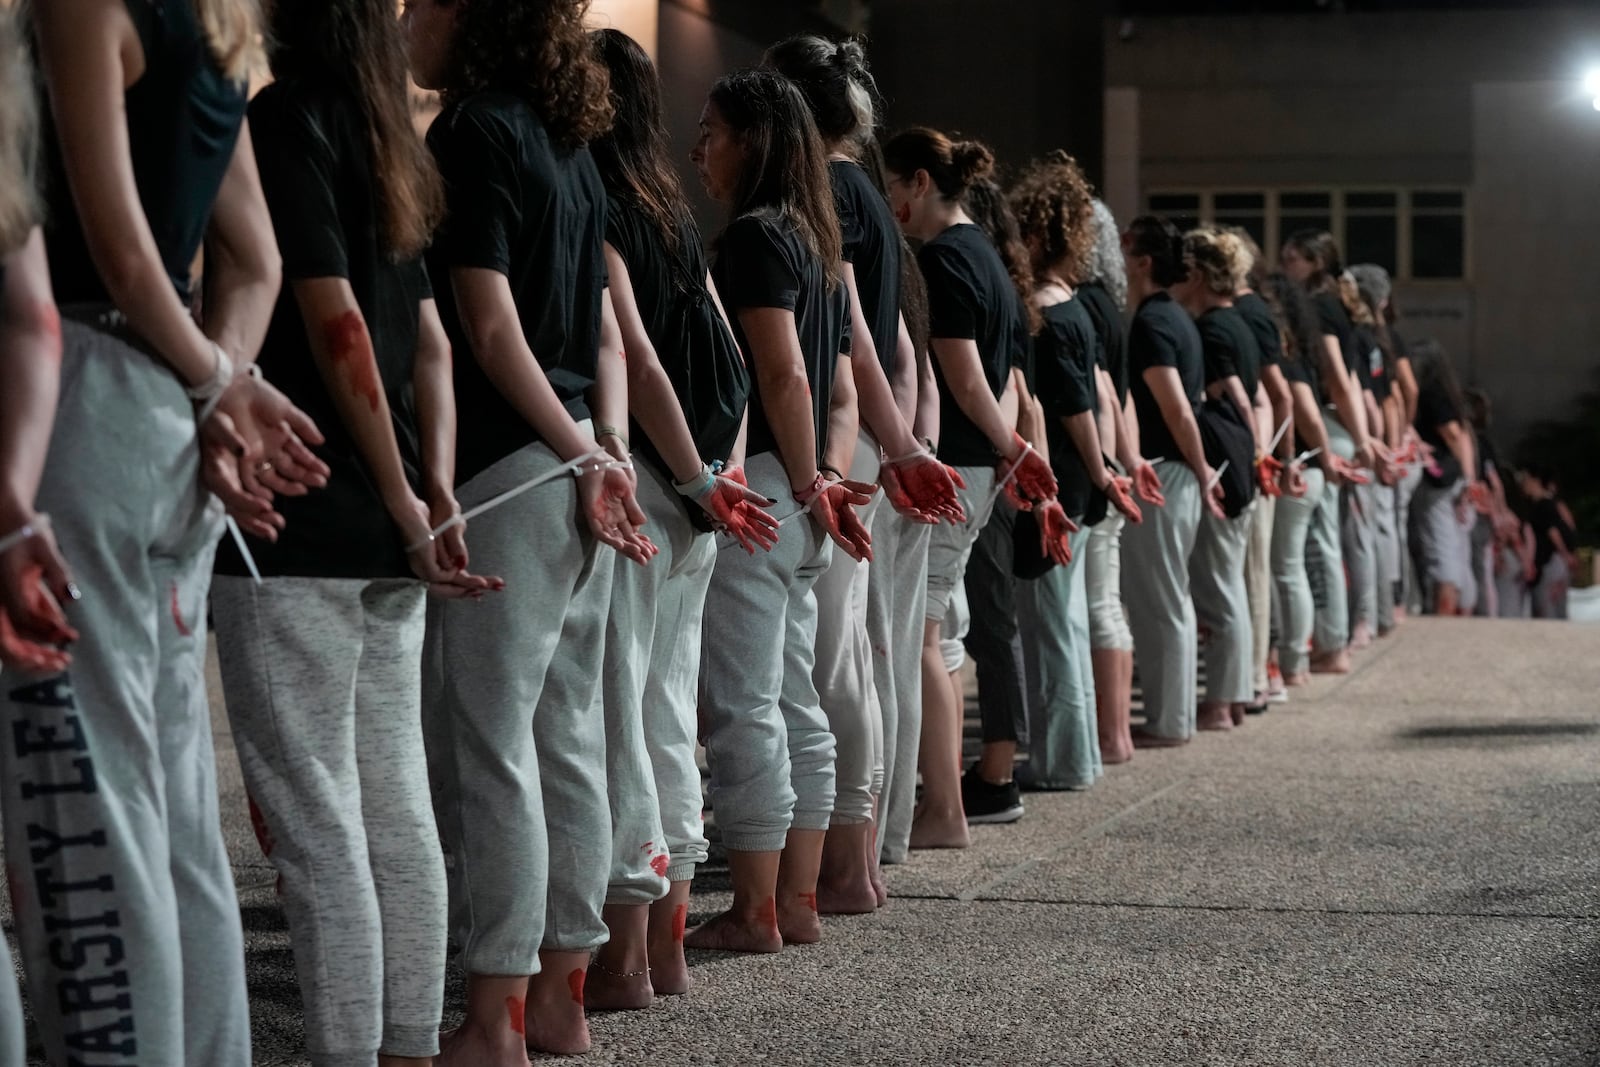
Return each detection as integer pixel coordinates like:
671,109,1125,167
169,583,191,637
567,968,586,1006
760,896,777,929
649,854,670,877
671,903,687,942
506,995,526,1035
798,891,818,913
323,310,383,412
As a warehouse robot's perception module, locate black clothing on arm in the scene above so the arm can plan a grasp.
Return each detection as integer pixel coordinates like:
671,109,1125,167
918,223,1020,466
1351,323,1389,401
1234,292,1282,372
1415,379,1463,487
43,0,248,307
1197,305,1263,398
217,79,432,580
1531,498,1573,573
1078,280,1128,407
1127,290,1204,463
713,210,849,469
606,199,748,473
425,91,608,485
1034,298,1105,523
831,160,900,379
1313,291,1359,377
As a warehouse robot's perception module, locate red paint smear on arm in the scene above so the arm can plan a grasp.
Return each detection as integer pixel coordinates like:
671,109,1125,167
567,968,585,1006
505,995,525,1035
760,895,777,930
322,309,382,412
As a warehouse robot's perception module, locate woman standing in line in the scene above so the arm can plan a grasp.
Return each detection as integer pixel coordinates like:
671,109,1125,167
405,0,651,1059
584,28,778,1005
1176,226,1263,731
7,1,331,1061
1119,214,1224,747
209,5,497,1064
1349,263,1406,637
1406,340,1480,617
766,34,961,910
1009,153,1141,789
881,128,1057,848
683,67,875,953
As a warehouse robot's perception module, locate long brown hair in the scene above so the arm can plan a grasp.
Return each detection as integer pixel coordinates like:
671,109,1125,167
589,29,693,281
270,0,444,260
0,5,39,255
964,177,1041,334
193,0,267,83
438,0,613,149
709,68,842,289
1283,228,1344,298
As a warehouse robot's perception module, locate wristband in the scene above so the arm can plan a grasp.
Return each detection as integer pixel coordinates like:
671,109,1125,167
0,513,49,556
792,473,826,506
595,424,628,447
673,464,716,500
820,463,845,481
186,341,234,403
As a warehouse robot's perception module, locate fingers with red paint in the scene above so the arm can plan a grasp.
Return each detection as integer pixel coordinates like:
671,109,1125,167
206,373,331,500
579,462,654,566
692,473,781,554
801,477,875,562
876,463,932,523
0,610,70,673
1037,498,1077,567
996,431,1056,511
1281,462,1309,498
1256,454,1285,498
1102,474,1143,524
886,451,965,523
1132,459,1166,508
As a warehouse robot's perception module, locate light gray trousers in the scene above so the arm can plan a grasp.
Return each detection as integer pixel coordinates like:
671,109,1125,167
423,437,615,973
2,934,23,1067
1409,478,1471,614
700,451,835,852
1312,415,1354,652
1121,460,1201,740
606,460,713,894
213,577,445,1064
1085,514,1133,652
1,322,250,1066
1396,463,1425,612
1192,505,1255,706
1246,496,1276,693
1016,526,1100,789
871,509,930,866
1533,555,1570,620
1272,467,1326,676
814,431,883,826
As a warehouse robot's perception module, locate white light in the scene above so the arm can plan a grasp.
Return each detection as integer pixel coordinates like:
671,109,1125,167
1593,96,1600,112
1586,68,1600,97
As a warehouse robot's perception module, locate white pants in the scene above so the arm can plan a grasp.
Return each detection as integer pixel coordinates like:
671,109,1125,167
1121,460,1201,740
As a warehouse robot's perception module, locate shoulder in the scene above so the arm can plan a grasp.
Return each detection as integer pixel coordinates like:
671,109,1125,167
430,92,528,153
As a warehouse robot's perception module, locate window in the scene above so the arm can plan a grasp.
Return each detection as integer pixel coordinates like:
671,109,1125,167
1142,186,1466,280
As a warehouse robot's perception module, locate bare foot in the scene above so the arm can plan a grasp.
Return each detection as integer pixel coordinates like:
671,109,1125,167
1349,621,1373,650
437,1022,530,1067
1392,604,1408,623
909,805,970,850
647,894,692,996
1196,704,1234,732
525,964,590,1056
778,891,823,944
1131,727,1188,749
1230,704,1247,727
866,830,889,908
816,822,878,915
683,901,782,954
584,962,653,1012
1284,671,1311,687
1310,649,1351,674
1100,734,1134,764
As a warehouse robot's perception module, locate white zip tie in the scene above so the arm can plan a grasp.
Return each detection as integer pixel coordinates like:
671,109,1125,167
1266,415,1292,456
225,515,264,585
1206,459,1230,493
1290,446,1323,468
988,440,1036,510
406,446,608,553
0,513,49,557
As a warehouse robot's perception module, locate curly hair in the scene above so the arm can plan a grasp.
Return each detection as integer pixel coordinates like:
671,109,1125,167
1183,224,1253,297
1126,214,1186,289
0,6,39,256
441,0,613,149
964,176,1041,335
1008,150,1095,287
1084,199,1127,309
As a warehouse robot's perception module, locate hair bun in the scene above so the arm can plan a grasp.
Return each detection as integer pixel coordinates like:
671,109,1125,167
1043,148,1077,168
834,38,867,77
950,140,995,185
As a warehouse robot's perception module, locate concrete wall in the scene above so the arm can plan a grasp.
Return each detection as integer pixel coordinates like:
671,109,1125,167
1104,6,1600,448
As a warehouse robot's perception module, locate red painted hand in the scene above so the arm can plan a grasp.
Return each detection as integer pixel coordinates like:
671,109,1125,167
579,461,657,566
0,534,76,673
695,473,781,554
886,451,965,523
1256,454,1285,497
1037,499,1077,567
996,433,1056,511
807,479,876,562
1103,474,1143,524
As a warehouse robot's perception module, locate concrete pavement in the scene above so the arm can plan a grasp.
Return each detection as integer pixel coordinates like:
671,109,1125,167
6,616,1599,1064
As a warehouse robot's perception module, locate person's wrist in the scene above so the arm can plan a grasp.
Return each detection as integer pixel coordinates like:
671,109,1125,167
792,471,825,501
820,463,845,482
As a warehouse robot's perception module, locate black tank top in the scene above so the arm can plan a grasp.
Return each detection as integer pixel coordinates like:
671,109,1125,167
43,0,248,306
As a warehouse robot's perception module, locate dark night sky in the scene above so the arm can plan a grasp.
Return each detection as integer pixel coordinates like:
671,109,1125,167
1115,0,1580,11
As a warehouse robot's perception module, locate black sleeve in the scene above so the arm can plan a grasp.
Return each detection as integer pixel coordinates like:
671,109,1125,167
716,217,800,313
250,91,348,280
1416,382,1459,433
1128,310,1181,375
1035,320,1096,418
919,244,980,341
429,105,520,275
418,259,433,301
838,286,853,357
836,184,864,265
1198,318,1240,386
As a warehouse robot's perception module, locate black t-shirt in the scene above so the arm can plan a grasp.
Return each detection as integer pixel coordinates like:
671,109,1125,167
1034,298,1103,522
1127,290,1204,463
1530,498,1573,572
1415,379,1463,485
1077,280,1127,406
426,92,607,484
1313,291,1359,381
1351,323,1391,402
919,223,1020,466
1197,305,1262,398
44,0,247,306
1282,352,1324,456
605,198,748,472
1234,292,1282,373
216,79,431,580
831,160,899,379
712,211,850,467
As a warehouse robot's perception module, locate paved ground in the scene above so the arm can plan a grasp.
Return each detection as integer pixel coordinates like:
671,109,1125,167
7,616,1600,1064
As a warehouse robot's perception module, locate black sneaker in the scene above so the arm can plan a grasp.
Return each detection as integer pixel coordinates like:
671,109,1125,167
962,765,1024,825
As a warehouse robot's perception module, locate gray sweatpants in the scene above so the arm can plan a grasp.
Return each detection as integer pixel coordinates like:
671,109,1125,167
1085,514,1133,652
1373,483,1400,632
1121,460,1201,740
1246,496,1276,693
1409,478,1471,614
1533,555,1570,620
607,460,713,893
1272,467,1326,676
212,577,445,1064
1016,526,1100,789
700,451,835,852
814,431,883,826
1192,505,1254,706
2,934,22,1067
1342,481,1378,633
1311,415,1354,651
423,438,615,973
871,509,931,866
0,321,250,1065
925,467,998,624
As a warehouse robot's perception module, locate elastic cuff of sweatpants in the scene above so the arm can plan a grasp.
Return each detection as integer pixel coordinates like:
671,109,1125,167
606,880,669,906
665,862,698,883
790,808,833,833
828,812,870,827
720,829,791,853
312,1048,381,1067
1278,649,1308,675
381,1024,442,1060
